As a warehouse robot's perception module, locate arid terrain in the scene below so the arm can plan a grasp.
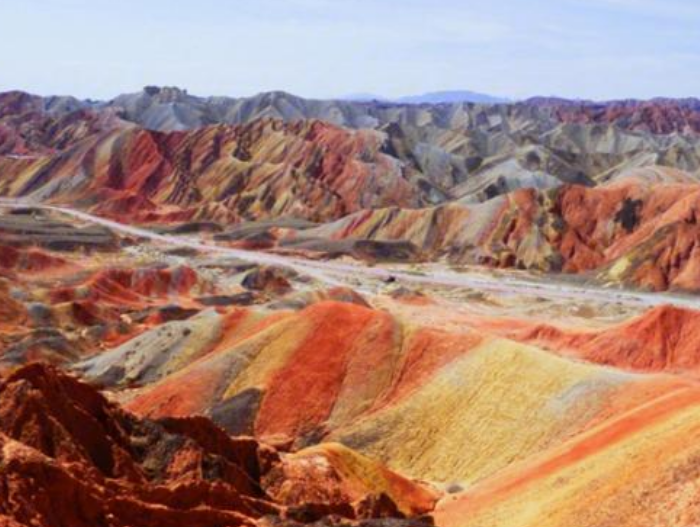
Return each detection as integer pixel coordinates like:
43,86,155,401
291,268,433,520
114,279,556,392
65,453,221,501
3,89,700,527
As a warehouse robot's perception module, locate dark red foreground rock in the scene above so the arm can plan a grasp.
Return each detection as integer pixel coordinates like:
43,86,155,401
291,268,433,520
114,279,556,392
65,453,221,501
0,364,435,527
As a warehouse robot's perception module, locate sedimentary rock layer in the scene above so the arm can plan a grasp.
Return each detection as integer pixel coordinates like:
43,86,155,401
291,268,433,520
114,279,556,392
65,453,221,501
296,171,700,291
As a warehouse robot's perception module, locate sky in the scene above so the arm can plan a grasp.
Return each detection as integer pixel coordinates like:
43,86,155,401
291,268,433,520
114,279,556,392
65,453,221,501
1,0,699,101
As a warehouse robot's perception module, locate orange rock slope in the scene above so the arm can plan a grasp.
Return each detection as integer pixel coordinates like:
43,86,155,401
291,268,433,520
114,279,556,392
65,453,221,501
85,299,693,491
339,296,700,526
470,304,700,374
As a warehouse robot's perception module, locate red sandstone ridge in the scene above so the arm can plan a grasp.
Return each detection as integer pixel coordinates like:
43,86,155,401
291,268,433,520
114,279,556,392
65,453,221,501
555,180,700,291
0,363,436,527
49,266,205,307
123,300,483,443
490,304,700,374
0,244,73,275
0,278,28,365
537,99,700,135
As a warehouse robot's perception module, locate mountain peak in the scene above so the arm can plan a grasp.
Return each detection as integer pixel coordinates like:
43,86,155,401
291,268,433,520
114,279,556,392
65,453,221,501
339,90,510,105
142,85,190,100
397,90,510,105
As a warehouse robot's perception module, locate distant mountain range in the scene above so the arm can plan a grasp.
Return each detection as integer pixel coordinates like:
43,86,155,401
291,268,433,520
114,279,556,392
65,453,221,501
342,90,510,104
3,86,700,292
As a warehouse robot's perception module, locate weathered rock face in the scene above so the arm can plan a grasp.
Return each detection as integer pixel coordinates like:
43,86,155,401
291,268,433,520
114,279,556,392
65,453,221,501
0,243,69,272
0,278,26,330
0,363,436,527
49,265,206,306
262,443,438,518
0,363,272,526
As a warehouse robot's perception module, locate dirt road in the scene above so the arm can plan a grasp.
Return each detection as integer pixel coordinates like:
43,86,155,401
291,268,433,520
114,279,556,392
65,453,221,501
3,198,700,310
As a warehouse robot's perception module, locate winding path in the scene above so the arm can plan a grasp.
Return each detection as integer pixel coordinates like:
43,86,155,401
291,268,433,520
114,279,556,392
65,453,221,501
2,198,700,310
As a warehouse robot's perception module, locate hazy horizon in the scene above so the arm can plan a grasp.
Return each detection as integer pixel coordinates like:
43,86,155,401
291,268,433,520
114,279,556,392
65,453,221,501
2,0,699,101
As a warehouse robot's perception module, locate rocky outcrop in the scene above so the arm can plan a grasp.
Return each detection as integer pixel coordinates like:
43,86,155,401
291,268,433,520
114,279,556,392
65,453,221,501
263,443,438,518
242,266,294,295
0,363,435,527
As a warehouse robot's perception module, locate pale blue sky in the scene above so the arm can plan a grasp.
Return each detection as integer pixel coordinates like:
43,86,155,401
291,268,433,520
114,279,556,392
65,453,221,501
1,0,699,100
